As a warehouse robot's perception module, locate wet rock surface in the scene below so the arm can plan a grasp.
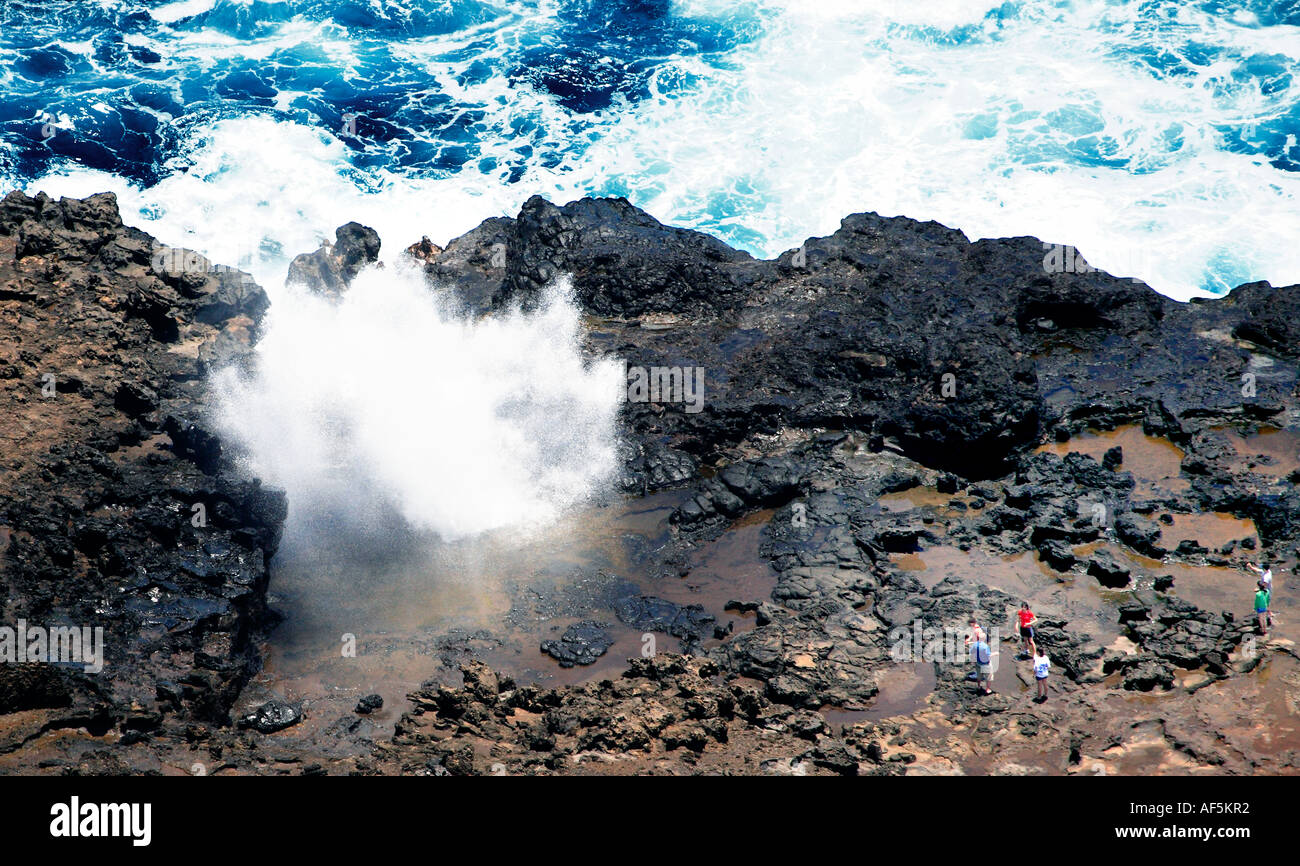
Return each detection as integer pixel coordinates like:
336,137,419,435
286,221,381,299
613,596,714,643
239,699,302,734
540,621,613,667
5,191,1300,775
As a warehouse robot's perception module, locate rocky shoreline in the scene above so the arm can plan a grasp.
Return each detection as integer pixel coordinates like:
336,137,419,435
0,191,283,764
2,190,1298,775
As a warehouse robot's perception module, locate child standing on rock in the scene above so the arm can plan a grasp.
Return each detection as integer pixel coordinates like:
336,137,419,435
1032,649,1050,703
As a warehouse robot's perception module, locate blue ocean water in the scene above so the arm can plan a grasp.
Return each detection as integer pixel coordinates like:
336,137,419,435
2,0,1299,298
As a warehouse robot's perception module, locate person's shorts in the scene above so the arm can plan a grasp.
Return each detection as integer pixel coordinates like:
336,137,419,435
978,664,994,679
1020,626,1035,639
1035,674,1048,681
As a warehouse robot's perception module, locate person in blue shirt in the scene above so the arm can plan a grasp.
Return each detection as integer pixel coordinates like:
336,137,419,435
970,623,994,696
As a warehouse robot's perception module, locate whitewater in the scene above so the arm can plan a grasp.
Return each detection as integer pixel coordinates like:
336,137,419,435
4,0,1300,536
4,0,1298,299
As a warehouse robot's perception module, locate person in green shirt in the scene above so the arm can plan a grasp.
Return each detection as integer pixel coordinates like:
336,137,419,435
1255,582,1271,636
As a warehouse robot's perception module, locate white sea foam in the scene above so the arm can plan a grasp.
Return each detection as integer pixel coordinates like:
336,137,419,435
21,115,560,296
150,0,219,24
615,0,1300,298
21,0,1300,302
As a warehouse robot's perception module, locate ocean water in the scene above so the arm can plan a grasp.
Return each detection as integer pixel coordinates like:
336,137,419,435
4,0,1300,539
1,0,1298,300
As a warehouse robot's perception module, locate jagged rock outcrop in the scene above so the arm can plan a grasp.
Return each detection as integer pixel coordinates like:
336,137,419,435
378,656,863,776
415,196,1300,489
286,221,381,298
0,190,284,742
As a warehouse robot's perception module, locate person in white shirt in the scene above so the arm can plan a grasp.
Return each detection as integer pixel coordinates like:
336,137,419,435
1248,562,1275,628
1032,650,1050,703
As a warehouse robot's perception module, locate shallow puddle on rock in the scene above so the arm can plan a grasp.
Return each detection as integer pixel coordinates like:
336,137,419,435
676,509,779,636
1172,668,1211,689
1115,650,1300,773
1238,653,1300,756
1036,425,1188,497
1091,735,1203,776
879,487,948,509
509,510,782,687
878,485,966,514
893,553,926,572
895,545,1125,643
827,661,938,725
256,490,779,742
1108,543,1265,616
1159,512,1258,553
1079,542,1298,648
1213,426,1300,477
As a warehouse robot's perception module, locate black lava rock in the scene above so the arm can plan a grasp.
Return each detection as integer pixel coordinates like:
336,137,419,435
239,700,303,734
541,621,614,667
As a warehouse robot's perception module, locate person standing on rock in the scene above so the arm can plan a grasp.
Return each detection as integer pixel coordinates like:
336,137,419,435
1015,602,1038,660
1249,563,1275,629
965,617,987,682
1255,581,1271,636
1032,649,1050,703
970,622,994,696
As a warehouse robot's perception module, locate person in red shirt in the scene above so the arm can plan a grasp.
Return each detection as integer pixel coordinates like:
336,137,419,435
1015,602,1038,660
